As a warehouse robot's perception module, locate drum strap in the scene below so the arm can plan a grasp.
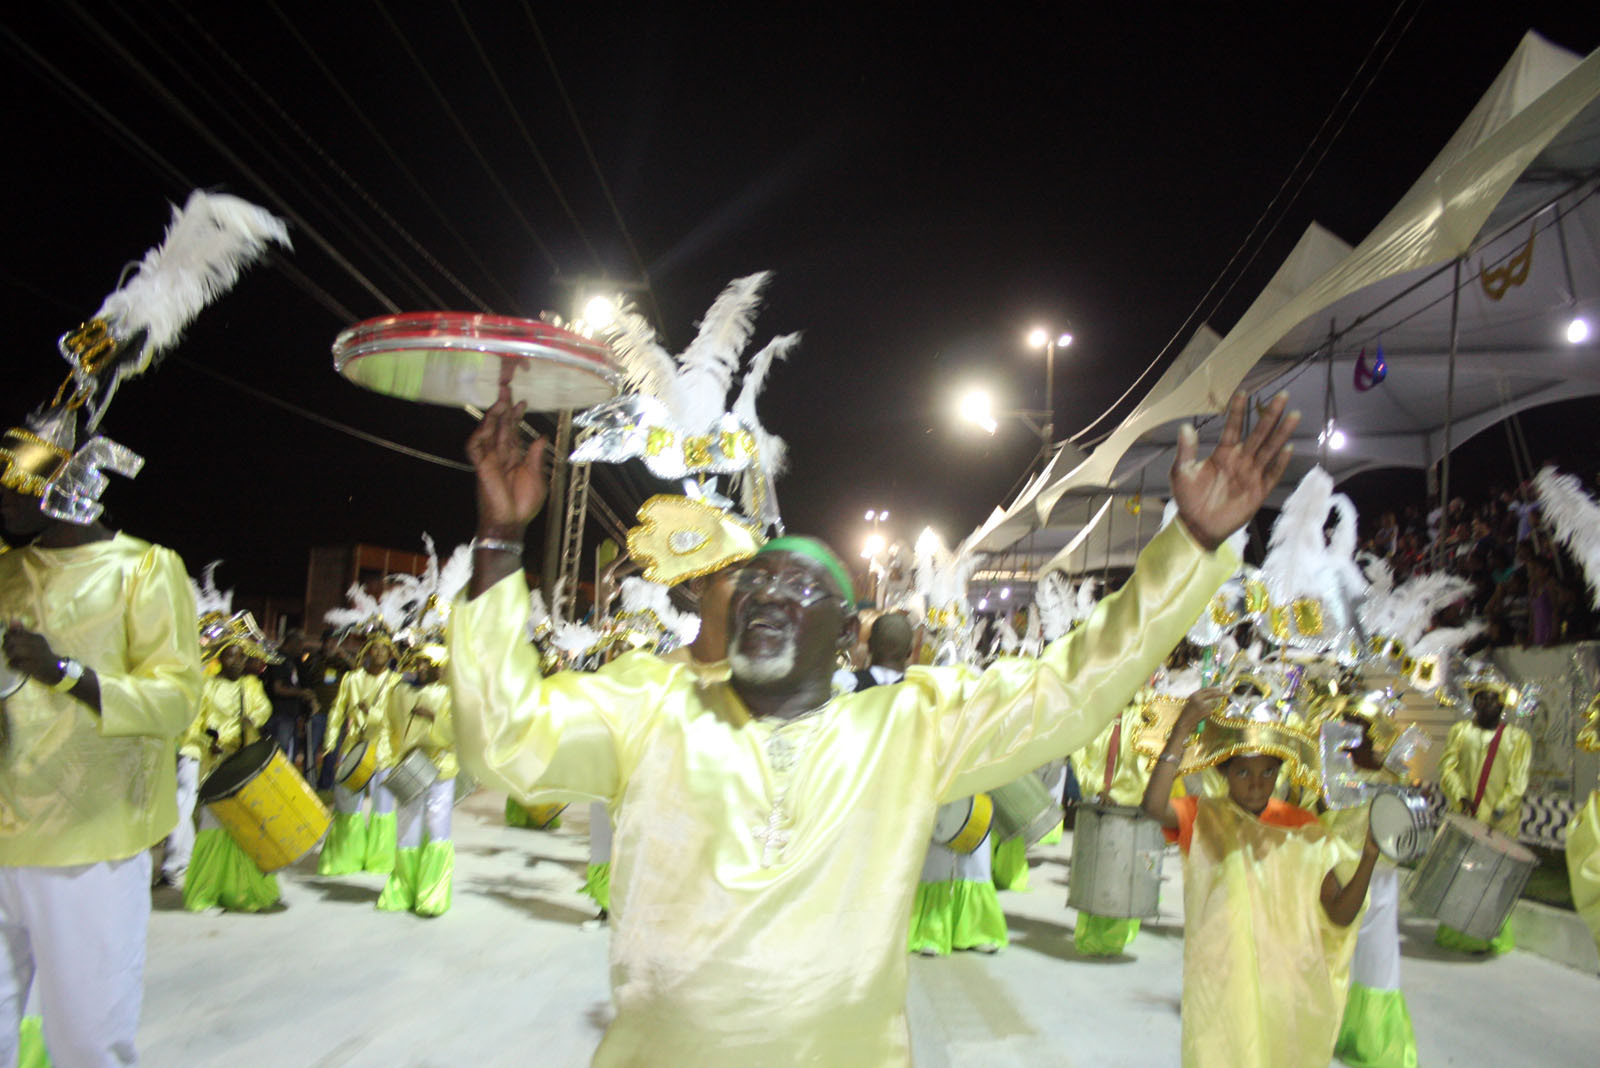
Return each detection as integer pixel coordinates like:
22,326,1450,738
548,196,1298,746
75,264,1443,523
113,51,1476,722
1103,719,1122,797
1471,723,1507,817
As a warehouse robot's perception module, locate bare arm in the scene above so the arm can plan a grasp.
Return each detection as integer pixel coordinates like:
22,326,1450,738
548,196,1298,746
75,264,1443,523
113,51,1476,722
465,386,549,599
1141,688,1223,828
1321,821,1382,926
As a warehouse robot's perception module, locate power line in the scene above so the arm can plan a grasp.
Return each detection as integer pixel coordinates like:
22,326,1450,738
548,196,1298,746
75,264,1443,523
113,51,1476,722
62,0,403,315
446,0,607,273
520,1,668,339
370,0,561,277
1069,0,1428,446
261,0,516,312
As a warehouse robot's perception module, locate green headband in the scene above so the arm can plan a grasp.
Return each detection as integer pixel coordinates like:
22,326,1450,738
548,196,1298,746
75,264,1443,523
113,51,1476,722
757,535,855,602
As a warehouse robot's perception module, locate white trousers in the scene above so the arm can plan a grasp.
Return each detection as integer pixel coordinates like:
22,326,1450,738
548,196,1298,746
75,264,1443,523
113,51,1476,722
589,802,613,866
1350,863,1402,990
333,768,394,817
395,780,454,849
161,757,199,880
919,832,993,884
0,853,151,1068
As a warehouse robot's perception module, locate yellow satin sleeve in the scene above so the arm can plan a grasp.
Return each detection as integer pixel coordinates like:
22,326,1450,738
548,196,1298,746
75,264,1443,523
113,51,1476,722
0,534,203,866
325,668,399,765
1181,798,1361,1068
185,675,272,779
1069,704,1152,808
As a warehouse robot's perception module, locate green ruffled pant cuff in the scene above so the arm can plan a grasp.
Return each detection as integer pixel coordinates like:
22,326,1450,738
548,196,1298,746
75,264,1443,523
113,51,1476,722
950,879,1008,951
582,861,611,912
414,840,454,916
318,811,369,875
182,828,280,912
991,835,1030,892
1039,821,1064,846
1434,918,1514,955
1335,982,1419,1068
505,797,561,829
377,846,421,912
1074,912,1140,957
364,811,397,874
19,1015,49,1068
908,880,956,955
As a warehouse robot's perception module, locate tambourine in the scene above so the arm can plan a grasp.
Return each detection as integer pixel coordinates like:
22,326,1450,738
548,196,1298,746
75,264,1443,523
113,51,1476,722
333,312,620,412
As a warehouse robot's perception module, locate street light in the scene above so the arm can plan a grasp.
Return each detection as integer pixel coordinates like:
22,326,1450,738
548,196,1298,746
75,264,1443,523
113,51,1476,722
1026,325,1074,445
581,294,618,330
958,389,1000,435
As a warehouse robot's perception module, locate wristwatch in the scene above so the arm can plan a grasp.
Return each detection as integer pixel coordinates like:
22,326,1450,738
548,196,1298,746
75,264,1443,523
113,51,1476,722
51,658,84,693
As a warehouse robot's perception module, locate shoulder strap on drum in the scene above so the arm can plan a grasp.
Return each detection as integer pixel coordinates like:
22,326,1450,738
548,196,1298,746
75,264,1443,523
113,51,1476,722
1471,722,1507,817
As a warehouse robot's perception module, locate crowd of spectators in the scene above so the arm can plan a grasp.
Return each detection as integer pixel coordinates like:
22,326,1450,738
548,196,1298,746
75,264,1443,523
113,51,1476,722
1360,478,1595,649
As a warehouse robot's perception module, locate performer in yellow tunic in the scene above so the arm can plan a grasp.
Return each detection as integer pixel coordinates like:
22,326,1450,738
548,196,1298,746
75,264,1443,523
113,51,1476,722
1142,687,1377,1068
319,635,402,875
1566,696,1600,962
180,620,281,912
1433,668,1531,954
1068,699,1154,955
379,648,458,916
451,385,1294,1065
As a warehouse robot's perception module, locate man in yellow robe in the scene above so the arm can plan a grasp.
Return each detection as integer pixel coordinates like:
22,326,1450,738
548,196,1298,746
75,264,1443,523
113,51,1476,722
1434,681,1531,953
452,386,1296,1065
0,487,203,1066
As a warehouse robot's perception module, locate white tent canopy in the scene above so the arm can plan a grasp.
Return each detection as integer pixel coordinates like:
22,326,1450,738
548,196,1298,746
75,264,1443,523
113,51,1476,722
971,31,1600,584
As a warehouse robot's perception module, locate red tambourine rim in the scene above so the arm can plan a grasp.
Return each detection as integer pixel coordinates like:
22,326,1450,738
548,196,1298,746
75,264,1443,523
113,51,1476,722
331,312,616,372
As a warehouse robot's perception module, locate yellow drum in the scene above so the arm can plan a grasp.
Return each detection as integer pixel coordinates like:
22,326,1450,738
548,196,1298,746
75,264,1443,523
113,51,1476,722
199,739,331,873
933,793,994,854
335,739,377,792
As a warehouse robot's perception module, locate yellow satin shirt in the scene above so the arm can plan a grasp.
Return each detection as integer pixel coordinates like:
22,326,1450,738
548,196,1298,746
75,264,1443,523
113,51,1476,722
451,521,1233,1066
179,674,272,779
0,534,203,866
1437,720,1531,837
389,681,457,781
1180,797,1362,1068
325,668,401,768
1069,702,1151,808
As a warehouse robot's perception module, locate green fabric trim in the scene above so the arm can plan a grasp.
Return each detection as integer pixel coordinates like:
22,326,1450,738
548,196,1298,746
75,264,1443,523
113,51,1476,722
991,835,1030,892
19,1015,50,1068
1039,821,1064,846
1335,982,1419,1068
907,880,956,955
757,535,855,600
364,811,398,874
949,879,1008,951
505,797,561,829
1073,913,1140,957
182,827,281,912
377,846,422,912
414,840,454,916
317,811,369,875
1434,918,1514,955
582,861,612,912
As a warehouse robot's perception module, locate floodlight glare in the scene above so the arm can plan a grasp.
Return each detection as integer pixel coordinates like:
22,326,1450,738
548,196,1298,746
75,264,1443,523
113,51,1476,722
582,295,618,329
1568,316,1592,345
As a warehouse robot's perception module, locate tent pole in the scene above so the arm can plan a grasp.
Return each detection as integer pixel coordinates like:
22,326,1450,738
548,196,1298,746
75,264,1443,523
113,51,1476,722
1134,472,1146,557
1437,258,1463,570
1102,492,1113,584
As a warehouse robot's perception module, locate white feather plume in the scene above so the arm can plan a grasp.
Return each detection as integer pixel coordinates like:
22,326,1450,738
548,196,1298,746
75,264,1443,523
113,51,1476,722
1533,466,1600,607
670,272,771,432
1411,621,1485,660
324,581,380,630
994,614,1021,655
435,544,474,607
618,576,702,647
88,191,289,429
189,560,233,617
606,307,677,399
1021,603,1043,658
1074,577,1099,622
1035,570,1075,641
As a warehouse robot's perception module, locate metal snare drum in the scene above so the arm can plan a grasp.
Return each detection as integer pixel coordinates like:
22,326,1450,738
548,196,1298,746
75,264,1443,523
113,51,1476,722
385,748,440,807
932,794,994,855
452,772,477,807
990,774,1065,846
1369,789,1434,863
1067,802,1166,920
1405,813,1536,941
335,740,377,792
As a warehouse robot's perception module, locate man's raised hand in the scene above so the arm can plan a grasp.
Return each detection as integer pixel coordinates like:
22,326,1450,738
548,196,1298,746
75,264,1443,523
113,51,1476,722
466,384,549,538
1171,392,1298,550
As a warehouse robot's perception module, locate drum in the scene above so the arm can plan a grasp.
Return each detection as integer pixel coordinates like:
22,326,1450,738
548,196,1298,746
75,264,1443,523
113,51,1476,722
1067,803,1166,919
333,312,620,413
1405,813,1536,941
932,793,994,854
198,739,331,873
386,748,440,807
452,772,477,807
990,774,1065,846
1369,789,1434,863
335,740,377,792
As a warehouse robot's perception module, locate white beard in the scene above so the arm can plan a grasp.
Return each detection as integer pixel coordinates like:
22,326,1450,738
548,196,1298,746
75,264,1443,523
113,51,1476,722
730,634,797,685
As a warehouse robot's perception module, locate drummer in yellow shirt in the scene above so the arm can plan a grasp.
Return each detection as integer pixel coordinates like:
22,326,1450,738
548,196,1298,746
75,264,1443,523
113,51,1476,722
1433,677,1531,954
319,635,403,875
1067,696,1154,955
0,490,203,1067
378,648,458,916
449,386,1295,1065
179,633,280,912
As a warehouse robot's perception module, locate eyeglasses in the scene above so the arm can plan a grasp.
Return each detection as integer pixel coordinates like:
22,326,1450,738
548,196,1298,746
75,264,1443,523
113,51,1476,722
733,564,843,607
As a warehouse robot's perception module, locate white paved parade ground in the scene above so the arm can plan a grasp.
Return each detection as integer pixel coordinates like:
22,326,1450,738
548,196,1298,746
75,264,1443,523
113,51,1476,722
138,795,1599,1067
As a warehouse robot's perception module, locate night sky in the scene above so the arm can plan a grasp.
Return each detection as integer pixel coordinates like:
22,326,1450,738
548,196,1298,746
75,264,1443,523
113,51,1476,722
3,3,1596,603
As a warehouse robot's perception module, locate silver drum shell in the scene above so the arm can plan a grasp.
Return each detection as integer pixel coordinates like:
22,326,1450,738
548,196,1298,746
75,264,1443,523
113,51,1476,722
1405,813,1536,941
1067,802,1166,920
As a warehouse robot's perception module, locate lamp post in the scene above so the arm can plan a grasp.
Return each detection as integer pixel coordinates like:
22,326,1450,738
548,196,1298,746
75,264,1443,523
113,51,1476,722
1026,326,1073,445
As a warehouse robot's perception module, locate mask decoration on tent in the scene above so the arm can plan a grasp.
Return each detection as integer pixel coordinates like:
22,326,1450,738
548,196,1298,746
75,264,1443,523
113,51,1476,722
1353,343,1387,391
1478,226,1536,301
